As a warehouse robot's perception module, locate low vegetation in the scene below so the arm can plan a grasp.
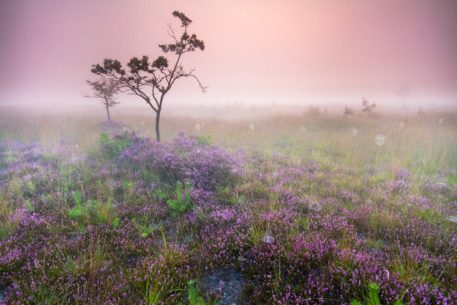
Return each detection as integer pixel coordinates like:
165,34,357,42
0,110,456,304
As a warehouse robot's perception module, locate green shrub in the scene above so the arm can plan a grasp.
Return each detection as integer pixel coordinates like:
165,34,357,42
167,180,192,214
99,132,131,159
131,217,160,238
187,280,208,305
72,190,82,206
196,134,212,146
67,191,87,220
112,217,121,228
351,283,404,305
177,280,215,305
67,196,117,226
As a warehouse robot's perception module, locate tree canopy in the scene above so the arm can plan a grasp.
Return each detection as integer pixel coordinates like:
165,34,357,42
91,11,205,141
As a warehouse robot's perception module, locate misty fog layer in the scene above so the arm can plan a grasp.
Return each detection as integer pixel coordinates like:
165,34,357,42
1,0,456,111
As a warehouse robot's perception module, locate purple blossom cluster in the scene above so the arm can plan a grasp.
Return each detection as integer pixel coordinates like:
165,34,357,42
121,133,242,188
117,133,243,206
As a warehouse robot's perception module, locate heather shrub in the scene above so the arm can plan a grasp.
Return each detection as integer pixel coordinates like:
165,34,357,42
242,242,286,300
117,133,243,199
1,113,457,304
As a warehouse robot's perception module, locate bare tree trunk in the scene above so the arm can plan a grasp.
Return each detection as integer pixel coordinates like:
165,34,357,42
155,110,161,142
105,105,112,123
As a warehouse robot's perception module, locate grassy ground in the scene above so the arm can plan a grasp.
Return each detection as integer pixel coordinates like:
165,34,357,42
0,107,456,304
1,108,456,180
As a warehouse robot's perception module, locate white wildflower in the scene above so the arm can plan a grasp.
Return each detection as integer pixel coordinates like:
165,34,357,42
262,234,275,244
448,216,457,223
375,134,386,146
350,127,358,136
309,201,322,212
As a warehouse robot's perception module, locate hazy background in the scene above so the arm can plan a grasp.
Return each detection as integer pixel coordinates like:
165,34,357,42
1,0,456,114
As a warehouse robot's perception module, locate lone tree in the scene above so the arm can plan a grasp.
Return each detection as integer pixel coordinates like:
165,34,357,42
91,11,205,141
361,97,376,114
86,77,120,123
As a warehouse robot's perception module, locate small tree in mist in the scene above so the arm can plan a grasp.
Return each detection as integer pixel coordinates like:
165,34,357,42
91,11,205,142
306,105,321,116
343,106,355,117
361,97,376,115
86,77,120,123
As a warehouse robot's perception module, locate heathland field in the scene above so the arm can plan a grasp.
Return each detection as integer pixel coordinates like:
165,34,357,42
0,108,456,304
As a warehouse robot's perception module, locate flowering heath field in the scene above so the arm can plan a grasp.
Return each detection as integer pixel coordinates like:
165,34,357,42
0,109,456,304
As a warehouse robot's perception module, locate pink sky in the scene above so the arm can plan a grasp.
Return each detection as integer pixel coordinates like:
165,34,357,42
1,0,456,110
